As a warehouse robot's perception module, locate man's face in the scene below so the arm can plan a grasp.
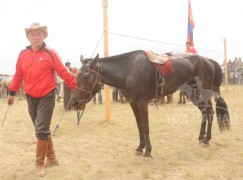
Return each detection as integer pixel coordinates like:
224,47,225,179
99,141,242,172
27,30,45,47
186,43,191,48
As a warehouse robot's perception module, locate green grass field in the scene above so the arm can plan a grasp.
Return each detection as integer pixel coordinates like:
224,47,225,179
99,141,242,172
0,85,242,180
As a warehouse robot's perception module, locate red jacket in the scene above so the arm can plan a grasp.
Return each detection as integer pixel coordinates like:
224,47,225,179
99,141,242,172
185,46,197,54
9,43,76,98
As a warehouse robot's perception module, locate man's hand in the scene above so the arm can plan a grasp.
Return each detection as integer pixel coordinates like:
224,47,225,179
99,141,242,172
7,95,14,106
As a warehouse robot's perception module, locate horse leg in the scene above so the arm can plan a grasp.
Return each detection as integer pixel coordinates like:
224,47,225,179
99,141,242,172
178,91,183,104
160,96,165,104
197,88,214,144
178,92,182,104
202,101,214,144
199,111,207,143
130,103,145,155
192,100,207,143
182,93,186,104
137,101,152,157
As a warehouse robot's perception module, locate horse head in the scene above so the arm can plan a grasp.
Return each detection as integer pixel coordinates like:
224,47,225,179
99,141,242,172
71,54,102,110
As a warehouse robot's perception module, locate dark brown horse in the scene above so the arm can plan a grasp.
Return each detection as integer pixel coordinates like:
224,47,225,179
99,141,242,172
71,50,230,157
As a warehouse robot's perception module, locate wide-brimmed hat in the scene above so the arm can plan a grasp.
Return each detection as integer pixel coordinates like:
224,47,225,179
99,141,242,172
25,22,48,38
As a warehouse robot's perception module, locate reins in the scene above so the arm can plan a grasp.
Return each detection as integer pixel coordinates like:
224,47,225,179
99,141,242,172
152,65,165,107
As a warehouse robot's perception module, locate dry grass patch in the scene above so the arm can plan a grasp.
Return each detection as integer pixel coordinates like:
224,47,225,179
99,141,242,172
0,85,243,179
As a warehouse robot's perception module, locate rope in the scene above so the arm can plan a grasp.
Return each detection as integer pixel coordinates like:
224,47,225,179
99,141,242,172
1,105,10,126
91,31,105,58
77,109,85,125
109,31,182,47
53,95,74,136
108,32,223,54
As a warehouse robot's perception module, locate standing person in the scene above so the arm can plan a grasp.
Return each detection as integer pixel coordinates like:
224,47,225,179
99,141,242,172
7,22,76,177
160,94,173,104
93,90,103,104
63,61,73,110
185,41,197,54
178,41,198,104
112,87,119,102
227,59,233,84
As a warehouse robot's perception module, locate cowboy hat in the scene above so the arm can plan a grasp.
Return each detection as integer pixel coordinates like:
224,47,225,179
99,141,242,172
25,22,48,38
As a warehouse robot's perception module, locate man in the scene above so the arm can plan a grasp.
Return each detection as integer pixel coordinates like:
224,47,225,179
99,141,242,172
185,41,197,54
7,22,76,176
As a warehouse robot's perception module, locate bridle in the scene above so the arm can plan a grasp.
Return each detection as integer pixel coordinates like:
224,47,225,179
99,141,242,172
75,65,103,103
73,65,103,125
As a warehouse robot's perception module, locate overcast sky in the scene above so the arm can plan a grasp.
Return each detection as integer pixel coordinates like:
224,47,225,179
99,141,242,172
0,0,243,74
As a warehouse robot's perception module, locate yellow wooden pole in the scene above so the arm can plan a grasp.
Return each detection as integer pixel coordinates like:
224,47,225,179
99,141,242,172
223,38,228,91
102,0,110,121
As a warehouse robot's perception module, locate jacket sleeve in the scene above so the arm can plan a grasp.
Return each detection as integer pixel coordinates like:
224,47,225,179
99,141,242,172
51,51,77,91
8,56,24,95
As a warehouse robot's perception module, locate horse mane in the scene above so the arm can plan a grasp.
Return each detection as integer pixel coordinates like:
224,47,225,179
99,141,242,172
98,50,144,62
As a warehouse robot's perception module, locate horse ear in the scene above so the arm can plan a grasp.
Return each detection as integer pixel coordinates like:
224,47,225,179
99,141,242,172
89,53,99,69
80,55,85,64
93,53,99,61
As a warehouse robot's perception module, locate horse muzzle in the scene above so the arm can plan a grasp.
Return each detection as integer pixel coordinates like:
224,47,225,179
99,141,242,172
71,100,86,110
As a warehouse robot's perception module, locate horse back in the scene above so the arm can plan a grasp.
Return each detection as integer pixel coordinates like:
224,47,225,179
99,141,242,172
170,54,221,91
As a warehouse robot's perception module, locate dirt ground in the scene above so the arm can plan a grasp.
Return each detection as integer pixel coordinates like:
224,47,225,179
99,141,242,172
0,85,242,180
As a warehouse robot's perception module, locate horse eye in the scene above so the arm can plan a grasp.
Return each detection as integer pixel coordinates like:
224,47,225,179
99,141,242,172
83,72,89,79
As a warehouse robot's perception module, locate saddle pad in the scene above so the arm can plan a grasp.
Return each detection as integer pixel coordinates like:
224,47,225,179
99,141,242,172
144,51,173,77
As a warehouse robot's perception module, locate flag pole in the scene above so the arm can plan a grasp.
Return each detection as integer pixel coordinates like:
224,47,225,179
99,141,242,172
223,38,228,91
102,0,110,121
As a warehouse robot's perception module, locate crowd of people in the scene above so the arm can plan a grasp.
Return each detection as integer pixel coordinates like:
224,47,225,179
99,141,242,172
221,57,243,85
0,74,13,99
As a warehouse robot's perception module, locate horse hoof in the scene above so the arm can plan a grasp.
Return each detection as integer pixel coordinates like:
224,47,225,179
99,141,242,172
200,143,209,147
143,152,152,158
199,139,209,146
134,151,143,156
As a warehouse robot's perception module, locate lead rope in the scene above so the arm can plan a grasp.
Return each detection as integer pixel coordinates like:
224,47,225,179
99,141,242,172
53,94,75,136
53,33,105,136
77,109,85,125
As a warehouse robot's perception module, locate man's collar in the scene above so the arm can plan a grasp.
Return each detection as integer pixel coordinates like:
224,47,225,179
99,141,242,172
26,42,46,51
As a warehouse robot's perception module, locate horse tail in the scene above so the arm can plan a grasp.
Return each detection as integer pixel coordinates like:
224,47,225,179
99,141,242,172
216,97,230,132
209,59,230,132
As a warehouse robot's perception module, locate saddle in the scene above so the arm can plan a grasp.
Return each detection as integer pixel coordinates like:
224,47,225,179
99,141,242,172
144,51,173,77
145,51,172,64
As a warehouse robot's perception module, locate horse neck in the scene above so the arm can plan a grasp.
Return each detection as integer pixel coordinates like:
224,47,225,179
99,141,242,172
96,50,143,89
97,58,129,89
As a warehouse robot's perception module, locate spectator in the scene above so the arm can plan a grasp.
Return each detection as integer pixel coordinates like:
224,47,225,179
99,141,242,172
185,41,197,54
63,61,72,110
93,90,102,104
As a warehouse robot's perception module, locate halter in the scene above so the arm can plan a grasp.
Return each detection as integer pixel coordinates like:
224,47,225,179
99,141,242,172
75,65,103,103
